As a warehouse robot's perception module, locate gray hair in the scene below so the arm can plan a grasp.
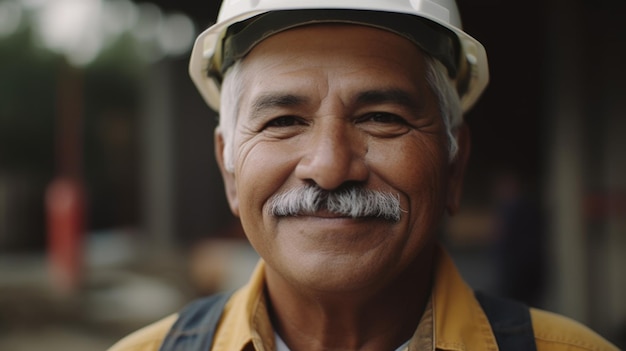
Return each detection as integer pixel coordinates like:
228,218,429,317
218,56,462,173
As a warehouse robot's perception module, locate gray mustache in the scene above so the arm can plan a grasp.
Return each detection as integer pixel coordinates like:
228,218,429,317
267,184,402,222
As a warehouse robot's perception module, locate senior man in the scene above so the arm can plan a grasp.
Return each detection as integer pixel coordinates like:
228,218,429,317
109,1,618,350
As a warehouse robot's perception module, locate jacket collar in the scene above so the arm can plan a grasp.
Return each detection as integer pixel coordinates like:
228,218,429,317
213,246,498,351
432,246,498,351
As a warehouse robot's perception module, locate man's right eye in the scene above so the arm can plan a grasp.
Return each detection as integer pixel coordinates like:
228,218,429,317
264,116,303,128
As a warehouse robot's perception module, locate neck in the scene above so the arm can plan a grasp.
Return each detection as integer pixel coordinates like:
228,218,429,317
265,248,436,351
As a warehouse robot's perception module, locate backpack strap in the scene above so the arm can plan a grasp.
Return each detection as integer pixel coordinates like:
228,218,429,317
475,291,537,351
159,292,233,351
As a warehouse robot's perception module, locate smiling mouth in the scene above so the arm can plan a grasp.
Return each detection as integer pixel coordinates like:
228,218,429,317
301,210,353,219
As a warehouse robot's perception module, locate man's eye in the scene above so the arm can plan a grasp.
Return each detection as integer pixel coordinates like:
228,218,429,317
265,116,303,128
361,112,407,125
356,112,412,137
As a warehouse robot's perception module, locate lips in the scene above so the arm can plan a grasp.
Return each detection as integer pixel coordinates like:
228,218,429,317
299,208,352,218
285,207,388,221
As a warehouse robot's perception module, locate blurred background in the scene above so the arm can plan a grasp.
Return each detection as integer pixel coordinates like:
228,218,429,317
0,0,624,349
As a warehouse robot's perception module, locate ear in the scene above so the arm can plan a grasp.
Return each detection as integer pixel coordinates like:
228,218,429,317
446,123,471,216
215,128,240,217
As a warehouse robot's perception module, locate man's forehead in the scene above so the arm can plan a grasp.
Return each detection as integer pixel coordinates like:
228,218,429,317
246,88,426,117
229,25,435,118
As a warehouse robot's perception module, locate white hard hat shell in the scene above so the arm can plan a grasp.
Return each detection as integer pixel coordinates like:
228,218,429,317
189,0,488,113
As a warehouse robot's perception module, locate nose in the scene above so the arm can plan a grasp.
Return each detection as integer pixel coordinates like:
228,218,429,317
294,119,369,190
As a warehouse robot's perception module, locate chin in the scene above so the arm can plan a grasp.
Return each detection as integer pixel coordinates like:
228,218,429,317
273,250,407,295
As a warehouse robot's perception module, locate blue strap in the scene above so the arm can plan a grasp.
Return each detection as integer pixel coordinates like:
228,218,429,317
159,292,233,351
475,291,537,351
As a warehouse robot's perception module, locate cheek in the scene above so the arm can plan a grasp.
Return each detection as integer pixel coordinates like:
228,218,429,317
369,135,449,214
234,141,300,219
234,141,302,257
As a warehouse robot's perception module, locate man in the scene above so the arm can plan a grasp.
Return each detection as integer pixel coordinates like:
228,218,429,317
109,0,618,350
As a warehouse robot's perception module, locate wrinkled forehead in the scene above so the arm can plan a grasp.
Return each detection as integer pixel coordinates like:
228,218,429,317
231,24,437,116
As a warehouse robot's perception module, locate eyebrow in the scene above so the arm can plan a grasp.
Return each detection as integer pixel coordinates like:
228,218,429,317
249,88,421,116
355,89,421,111
251,93,309,116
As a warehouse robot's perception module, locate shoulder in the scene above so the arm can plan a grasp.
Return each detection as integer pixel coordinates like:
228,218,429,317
530,308,619,351
106,314,178,351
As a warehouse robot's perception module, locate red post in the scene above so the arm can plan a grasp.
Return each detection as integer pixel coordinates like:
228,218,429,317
46,62,86,295
46,178,85,294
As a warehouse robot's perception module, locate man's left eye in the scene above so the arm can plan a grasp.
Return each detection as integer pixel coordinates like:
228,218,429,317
360,112,407,125
356,112,412,137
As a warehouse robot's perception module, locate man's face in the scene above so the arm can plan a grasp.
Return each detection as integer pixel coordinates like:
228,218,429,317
216,24,468,293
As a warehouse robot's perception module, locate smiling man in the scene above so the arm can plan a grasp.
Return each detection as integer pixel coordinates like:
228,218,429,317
109,1,618,350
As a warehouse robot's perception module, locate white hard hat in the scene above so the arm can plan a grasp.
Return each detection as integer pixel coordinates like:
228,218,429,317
189,0,489,113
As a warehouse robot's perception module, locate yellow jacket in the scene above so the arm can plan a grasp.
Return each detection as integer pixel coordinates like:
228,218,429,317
108,248,618,351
